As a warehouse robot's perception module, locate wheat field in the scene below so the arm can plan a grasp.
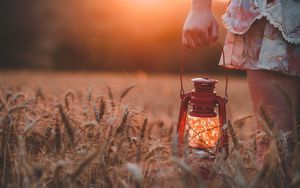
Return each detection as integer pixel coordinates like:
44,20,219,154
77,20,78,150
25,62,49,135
0,71,299,188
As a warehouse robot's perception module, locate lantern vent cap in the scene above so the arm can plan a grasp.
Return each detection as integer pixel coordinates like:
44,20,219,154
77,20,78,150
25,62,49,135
191,77,218,84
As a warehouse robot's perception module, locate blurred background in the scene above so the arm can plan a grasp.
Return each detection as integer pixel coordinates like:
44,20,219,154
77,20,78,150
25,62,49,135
0,0,232,73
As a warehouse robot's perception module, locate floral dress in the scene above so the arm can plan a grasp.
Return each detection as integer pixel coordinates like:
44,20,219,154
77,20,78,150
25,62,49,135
219,0,300,76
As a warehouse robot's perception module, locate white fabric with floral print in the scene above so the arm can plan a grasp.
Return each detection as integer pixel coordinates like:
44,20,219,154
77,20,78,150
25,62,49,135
222,0,300,44
219,0,300,76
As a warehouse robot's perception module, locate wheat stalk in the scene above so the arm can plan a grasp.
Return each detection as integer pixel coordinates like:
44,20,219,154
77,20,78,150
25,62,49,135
120,84,135,102
99,98,106,123
64,90,75,111
0,98,5,111
23,118,42,136
136,119,147,162
8,105,29,115
115,107,129,136
5,91,13,103
55,118,62,153
69,150,100,181
12,93,25,104
35,88,45,103
107,86,115,111
259,105,274,130
56,104,74,146
88,89,93,103
171,156,205,188
291,171,300,188
228,120,240,151
248,161,270,188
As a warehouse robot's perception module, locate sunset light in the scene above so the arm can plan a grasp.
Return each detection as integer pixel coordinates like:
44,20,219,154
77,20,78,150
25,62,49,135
1,0,228,71
3,0,296,186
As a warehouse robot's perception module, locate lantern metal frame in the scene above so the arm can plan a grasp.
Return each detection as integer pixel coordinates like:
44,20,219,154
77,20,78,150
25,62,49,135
177,77,228,155
177,43,229,156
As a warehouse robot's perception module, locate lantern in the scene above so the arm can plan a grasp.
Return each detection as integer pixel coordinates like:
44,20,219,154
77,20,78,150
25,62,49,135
177,77,228,156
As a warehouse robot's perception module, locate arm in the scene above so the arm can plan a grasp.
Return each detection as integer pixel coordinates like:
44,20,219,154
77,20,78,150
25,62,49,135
182,0,219,48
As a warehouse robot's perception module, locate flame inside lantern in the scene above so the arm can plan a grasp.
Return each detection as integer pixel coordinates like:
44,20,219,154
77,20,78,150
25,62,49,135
187,115,220,149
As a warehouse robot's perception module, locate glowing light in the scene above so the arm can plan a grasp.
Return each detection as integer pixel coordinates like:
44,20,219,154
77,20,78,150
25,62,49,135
187,115,220,149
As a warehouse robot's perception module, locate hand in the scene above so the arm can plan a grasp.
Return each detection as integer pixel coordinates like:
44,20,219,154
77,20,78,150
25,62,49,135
182,8,219,48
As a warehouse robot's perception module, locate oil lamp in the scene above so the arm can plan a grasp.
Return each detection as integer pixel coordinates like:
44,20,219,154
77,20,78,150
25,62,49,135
177,77,228,156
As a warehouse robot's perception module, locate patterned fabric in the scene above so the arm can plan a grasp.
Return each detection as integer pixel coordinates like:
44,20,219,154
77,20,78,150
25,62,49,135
219,0,300,76
222,0,300,44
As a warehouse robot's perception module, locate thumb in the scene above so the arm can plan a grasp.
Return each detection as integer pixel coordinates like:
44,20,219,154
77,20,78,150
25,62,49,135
209,23,219,43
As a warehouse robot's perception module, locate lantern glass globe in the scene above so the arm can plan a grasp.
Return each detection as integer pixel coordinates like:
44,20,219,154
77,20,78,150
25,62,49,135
187,115,220,149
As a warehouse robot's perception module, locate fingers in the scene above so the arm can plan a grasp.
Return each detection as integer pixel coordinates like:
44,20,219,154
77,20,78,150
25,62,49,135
183,29,208,48
209,22,219,43
190,30,203,47
198,28,209,46
183,30,196,48
182,9,219,48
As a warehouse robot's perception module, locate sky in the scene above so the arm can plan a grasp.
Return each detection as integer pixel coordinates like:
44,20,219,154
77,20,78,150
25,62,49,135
0,0,230,72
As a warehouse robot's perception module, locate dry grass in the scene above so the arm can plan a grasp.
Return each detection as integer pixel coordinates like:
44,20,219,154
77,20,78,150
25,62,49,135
0,71,299,188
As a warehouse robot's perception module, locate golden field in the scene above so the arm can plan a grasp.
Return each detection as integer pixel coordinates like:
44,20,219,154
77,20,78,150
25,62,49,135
0,71,299,188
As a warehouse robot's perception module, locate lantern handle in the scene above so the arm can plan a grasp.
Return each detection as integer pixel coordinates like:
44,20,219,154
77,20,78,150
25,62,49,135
179,42,229,100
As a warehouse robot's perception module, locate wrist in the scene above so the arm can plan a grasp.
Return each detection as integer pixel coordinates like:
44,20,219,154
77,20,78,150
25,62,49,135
191,0,212,10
